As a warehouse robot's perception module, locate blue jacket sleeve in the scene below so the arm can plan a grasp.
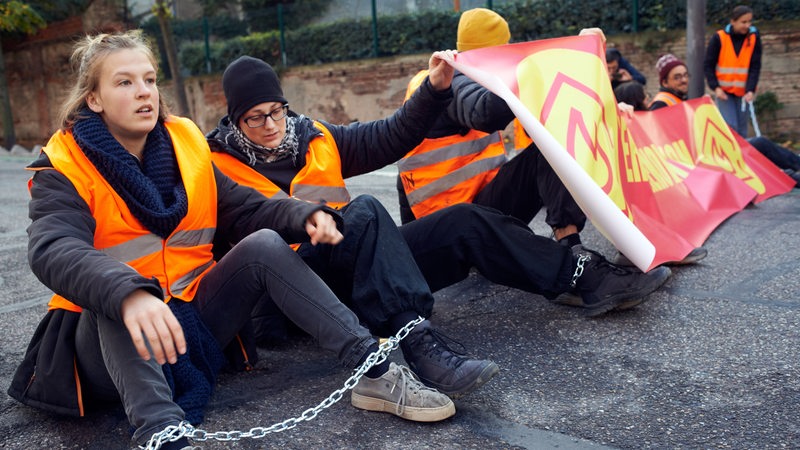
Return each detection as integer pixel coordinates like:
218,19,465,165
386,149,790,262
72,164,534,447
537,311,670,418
619,56,647,85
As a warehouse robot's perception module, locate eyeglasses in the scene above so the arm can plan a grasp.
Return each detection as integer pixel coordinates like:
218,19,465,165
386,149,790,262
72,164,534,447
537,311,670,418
671,72,690,81
242,105,289,128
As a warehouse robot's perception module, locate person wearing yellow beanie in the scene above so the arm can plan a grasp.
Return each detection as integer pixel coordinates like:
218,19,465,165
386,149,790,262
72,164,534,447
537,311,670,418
396,15,672,314
456,7,511,52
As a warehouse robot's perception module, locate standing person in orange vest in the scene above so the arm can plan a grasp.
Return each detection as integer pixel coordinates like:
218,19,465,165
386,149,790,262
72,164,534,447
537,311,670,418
703,5,762,137
8,31,460,450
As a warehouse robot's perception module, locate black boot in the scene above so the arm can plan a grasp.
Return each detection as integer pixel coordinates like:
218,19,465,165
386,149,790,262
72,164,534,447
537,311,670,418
401,320,499,399
570,245,671,317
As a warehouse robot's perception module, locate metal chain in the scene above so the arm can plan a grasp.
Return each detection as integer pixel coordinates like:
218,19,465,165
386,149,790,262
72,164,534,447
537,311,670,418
570,253,591,287
142,316,425,450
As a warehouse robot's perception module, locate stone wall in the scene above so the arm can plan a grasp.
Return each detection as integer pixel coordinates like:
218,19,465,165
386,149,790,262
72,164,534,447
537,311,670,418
185,23,800,142
183,54,428,134
2,20,799,148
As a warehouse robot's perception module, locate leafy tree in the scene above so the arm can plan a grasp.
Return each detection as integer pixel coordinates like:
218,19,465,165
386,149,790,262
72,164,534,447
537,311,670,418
152,0,189,116
0,0,46,147
25,0,89,22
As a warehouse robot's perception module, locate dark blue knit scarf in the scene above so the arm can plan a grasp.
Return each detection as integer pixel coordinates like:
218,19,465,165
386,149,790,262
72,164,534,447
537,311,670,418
162,300,226,425
72,109,188,239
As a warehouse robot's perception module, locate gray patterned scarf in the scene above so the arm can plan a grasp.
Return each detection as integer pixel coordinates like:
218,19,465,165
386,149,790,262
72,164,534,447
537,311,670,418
232,116,299,165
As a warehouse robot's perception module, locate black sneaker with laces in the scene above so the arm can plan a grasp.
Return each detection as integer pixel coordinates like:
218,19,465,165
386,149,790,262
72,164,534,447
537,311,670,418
570,245,671,317
401,321,499,399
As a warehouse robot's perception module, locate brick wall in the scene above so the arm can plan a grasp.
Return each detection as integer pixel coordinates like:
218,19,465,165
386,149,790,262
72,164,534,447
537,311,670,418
163,22,800,143
3,20,799,147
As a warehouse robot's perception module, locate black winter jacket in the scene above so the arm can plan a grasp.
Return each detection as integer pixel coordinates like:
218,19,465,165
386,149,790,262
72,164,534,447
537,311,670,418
206,77,453,189
426,71,515,139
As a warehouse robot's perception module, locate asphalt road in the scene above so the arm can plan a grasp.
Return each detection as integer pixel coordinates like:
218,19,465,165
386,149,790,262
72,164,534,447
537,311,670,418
0,153,798,449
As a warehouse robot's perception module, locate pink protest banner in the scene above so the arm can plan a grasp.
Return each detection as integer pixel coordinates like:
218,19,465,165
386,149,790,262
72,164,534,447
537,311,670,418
450,35,793,270
622,97,793,256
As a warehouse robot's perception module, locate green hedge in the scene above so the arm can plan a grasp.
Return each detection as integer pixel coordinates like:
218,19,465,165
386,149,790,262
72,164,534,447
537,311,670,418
172,0,800,76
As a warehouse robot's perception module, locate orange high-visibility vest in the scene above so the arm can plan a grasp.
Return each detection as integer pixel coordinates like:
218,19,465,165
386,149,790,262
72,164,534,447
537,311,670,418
715,29,756,97
399,70,507,219
651,90,683,107
513,118,532,152
35,116,218,312
211,121,350,209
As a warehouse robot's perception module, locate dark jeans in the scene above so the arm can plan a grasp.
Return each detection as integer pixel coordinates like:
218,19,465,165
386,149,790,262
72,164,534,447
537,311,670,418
75,229,374,445
748,136,800,171
717,94,749,137
472,143,587,231
399,203,574,299
252,195,435,340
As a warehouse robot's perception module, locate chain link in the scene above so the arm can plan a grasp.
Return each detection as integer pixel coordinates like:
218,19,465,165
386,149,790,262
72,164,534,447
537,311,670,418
142,316,425,450
570,253,590,287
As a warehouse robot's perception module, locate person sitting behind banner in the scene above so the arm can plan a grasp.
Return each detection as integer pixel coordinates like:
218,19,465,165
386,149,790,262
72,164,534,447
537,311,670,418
398,8,603,253
651,54,800,188
614,81,650,113
606,47,647,90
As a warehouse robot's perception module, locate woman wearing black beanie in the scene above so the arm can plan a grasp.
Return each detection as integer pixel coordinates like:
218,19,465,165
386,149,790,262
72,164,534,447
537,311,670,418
209,51,504,417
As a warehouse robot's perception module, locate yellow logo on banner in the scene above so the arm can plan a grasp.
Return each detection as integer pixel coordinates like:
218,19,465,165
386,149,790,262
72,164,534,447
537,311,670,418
516,48,631,213
636,139,693,192
693,104,765,194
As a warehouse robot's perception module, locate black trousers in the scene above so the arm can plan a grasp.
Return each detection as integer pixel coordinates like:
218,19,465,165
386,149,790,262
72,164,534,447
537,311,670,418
400,203,574,299
76,229,375,444
252,195,435,340
472,143,586,231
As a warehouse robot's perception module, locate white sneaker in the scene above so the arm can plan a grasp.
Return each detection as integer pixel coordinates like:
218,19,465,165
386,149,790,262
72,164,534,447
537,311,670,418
351,362,455,422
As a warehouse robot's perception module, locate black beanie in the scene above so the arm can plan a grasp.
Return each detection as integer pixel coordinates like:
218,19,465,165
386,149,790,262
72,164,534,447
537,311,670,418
222,56,287,125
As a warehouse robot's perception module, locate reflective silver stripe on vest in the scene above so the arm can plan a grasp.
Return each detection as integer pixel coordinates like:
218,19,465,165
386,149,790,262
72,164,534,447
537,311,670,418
398,132,502,172
170,260,214,294
718,80,747,88
101,234,163,263
293,184,351,204
715,65,749,75
168,228,216,248
100,228,216,263
405,154,507,207
270,190,289,199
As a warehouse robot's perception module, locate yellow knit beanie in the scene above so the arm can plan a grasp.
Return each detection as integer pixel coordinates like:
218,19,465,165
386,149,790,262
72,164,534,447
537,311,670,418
456,8,511,52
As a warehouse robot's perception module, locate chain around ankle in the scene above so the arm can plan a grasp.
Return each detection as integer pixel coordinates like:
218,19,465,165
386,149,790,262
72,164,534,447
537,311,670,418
570,254,591,287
